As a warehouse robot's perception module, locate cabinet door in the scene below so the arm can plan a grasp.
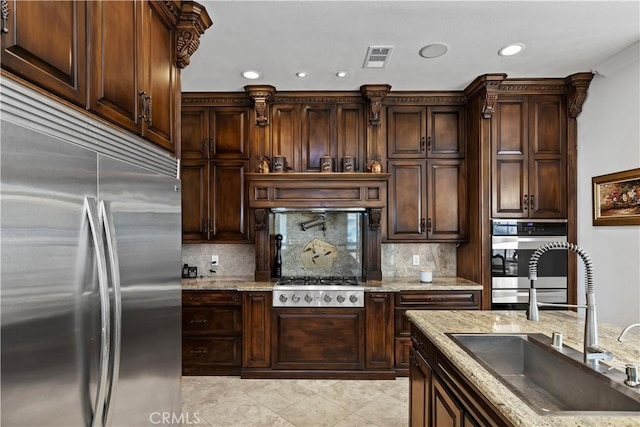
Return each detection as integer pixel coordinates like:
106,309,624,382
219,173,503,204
427,106,465,158
427,160,466,241
365,293,394,369
1,0,86,106
210,161,249,242
528,96,567,218
181,160,209,242
387,160,427,240
181,107,210,159
301,103,336,171
409,347,431,427
337,104,365,171
492,97,528,218
271,104,299,171
88,0,143,135
209,107,250,159
387,106,426,158
242,292,272,368
432,375,464,427
140,0,177,153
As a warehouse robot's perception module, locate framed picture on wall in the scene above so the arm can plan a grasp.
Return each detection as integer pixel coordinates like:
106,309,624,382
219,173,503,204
592,167,640,226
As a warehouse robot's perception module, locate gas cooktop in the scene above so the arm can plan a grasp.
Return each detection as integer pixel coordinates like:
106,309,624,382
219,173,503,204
275,276,363,287
273,276,365,307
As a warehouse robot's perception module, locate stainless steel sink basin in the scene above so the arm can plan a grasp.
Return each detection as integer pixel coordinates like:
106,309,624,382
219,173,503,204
448,333,640,415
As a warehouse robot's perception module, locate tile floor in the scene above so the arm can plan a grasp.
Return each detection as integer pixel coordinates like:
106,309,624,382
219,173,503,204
182,376,409,427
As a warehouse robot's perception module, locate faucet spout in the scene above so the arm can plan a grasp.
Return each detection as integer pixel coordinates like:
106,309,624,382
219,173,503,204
527,242,608,369
618,323,640,342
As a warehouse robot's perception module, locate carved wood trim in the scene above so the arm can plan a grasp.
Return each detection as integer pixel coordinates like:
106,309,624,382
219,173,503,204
1,0,9,33
566,72,594,118
360,84,392,126
176,1,212,69
182,95,251,105
255,208,269,230
245,85,276,126
368,209,382,231
273,95,362,104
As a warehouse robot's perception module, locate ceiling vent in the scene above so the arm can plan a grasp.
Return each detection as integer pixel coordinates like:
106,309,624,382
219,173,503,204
363,46,394,69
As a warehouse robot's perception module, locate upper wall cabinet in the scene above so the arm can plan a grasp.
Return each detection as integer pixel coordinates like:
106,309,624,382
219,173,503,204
88,0,178,153
181,106,251,160
492,95,567,218
1,0,87,105
1,0,212,156
387,105,465,159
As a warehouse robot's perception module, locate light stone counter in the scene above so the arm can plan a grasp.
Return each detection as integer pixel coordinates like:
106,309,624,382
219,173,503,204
182,276,481,292
406,310,640,427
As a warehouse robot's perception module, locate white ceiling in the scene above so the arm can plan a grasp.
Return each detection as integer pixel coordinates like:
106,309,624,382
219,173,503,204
181,1,640,92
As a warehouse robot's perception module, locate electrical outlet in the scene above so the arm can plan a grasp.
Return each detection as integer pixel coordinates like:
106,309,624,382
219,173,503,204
211,255,219,266
412,255,420,266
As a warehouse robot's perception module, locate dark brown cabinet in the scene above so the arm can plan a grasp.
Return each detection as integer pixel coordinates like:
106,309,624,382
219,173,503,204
492,95,567,219
270,102,364,172
1,0,87,106
410,325,508,427
182,290,242,375
387,105,465,159
242,292,272,369
395,291,480,374
365,292,394,370
386,104,466,242
88,0,178,153
181,105,251,243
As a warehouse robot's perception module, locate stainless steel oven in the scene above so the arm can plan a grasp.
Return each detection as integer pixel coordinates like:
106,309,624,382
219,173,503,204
491,220,568,310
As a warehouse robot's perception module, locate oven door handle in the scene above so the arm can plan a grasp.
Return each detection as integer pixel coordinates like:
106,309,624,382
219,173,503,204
492,235,566,248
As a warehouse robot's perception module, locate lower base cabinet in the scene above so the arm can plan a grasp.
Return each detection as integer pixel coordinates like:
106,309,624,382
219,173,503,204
182,290,242,375
409,325,510,427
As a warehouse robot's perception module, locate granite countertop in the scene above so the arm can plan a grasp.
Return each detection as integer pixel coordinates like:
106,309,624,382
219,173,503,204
406,310,640,427
181,276,482,292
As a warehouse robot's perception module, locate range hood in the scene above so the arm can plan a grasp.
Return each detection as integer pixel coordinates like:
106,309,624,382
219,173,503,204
246,172,390,210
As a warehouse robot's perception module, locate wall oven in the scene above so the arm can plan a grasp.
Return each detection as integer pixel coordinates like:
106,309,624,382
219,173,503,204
491,220,568,310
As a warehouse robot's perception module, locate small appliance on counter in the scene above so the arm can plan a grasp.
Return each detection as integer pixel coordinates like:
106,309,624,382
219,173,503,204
182,264,198,278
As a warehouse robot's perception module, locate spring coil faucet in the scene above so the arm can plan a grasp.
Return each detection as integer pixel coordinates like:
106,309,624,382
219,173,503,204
527,241,612,369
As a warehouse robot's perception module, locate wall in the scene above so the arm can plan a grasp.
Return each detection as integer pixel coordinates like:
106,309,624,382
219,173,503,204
182,243,456,280
577,45,640,326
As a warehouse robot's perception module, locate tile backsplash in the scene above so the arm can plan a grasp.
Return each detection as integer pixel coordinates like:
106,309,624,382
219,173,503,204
182,242,456,279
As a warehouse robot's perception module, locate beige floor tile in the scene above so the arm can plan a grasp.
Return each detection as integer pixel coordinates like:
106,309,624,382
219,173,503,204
355,394,409,427
289,379,341,393
277,395,352,427
333,413,379,427
199,392,280,427
316,380,386,412
244,380,316,412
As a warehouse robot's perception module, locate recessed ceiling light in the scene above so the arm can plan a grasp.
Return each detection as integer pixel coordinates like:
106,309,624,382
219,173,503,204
296,72,308,78
418,43,449,58
241,70,261,79
336,71,348,78
498,43,525,57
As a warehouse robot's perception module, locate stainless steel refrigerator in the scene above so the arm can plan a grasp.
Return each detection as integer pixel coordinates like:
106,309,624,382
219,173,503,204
1,78,182,426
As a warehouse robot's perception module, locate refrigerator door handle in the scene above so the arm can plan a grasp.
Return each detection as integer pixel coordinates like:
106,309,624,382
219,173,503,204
85,197,111,427
100,201,123,427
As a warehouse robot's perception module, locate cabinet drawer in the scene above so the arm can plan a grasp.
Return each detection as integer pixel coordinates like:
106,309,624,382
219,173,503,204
182,290,241,306
395,291,480,308
182,336,242,366
183,307,242,335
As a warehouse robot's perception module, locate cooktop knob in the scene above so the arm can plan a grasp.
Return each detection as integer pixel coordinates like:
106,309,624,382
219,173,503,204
349,295,358,303
336,295,345,303
279,294,288,303
323,294,332,303
292,294,300,303
304,294,313,303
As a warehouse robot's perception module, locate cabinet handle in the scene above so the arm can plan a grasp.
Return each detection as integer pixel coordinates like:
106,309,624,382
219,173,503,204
139,91,148,121
420,137,426,151
1,0,9,33
420,218,426,234
146,95,152,125
200,219,206,234
427,218,432,233
189,319,209,324
427,136,432,151
190,349,207,355
523,195,529,209
201,138,207,154
189,296,204,301
530,194,535,210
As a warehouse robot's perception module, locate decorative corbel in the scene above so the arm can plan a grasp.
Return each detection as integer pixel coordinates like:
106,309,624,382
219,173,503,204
360,85,392,126
481,81,502,119
176,1,213,69
566,73,594,118
255,209,269,230
245,85,276,127
368,209,382,231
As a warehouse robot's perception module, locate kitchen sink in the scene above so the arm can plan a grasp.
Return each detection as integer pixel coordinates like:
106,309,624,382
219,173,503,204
448,333,640,415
